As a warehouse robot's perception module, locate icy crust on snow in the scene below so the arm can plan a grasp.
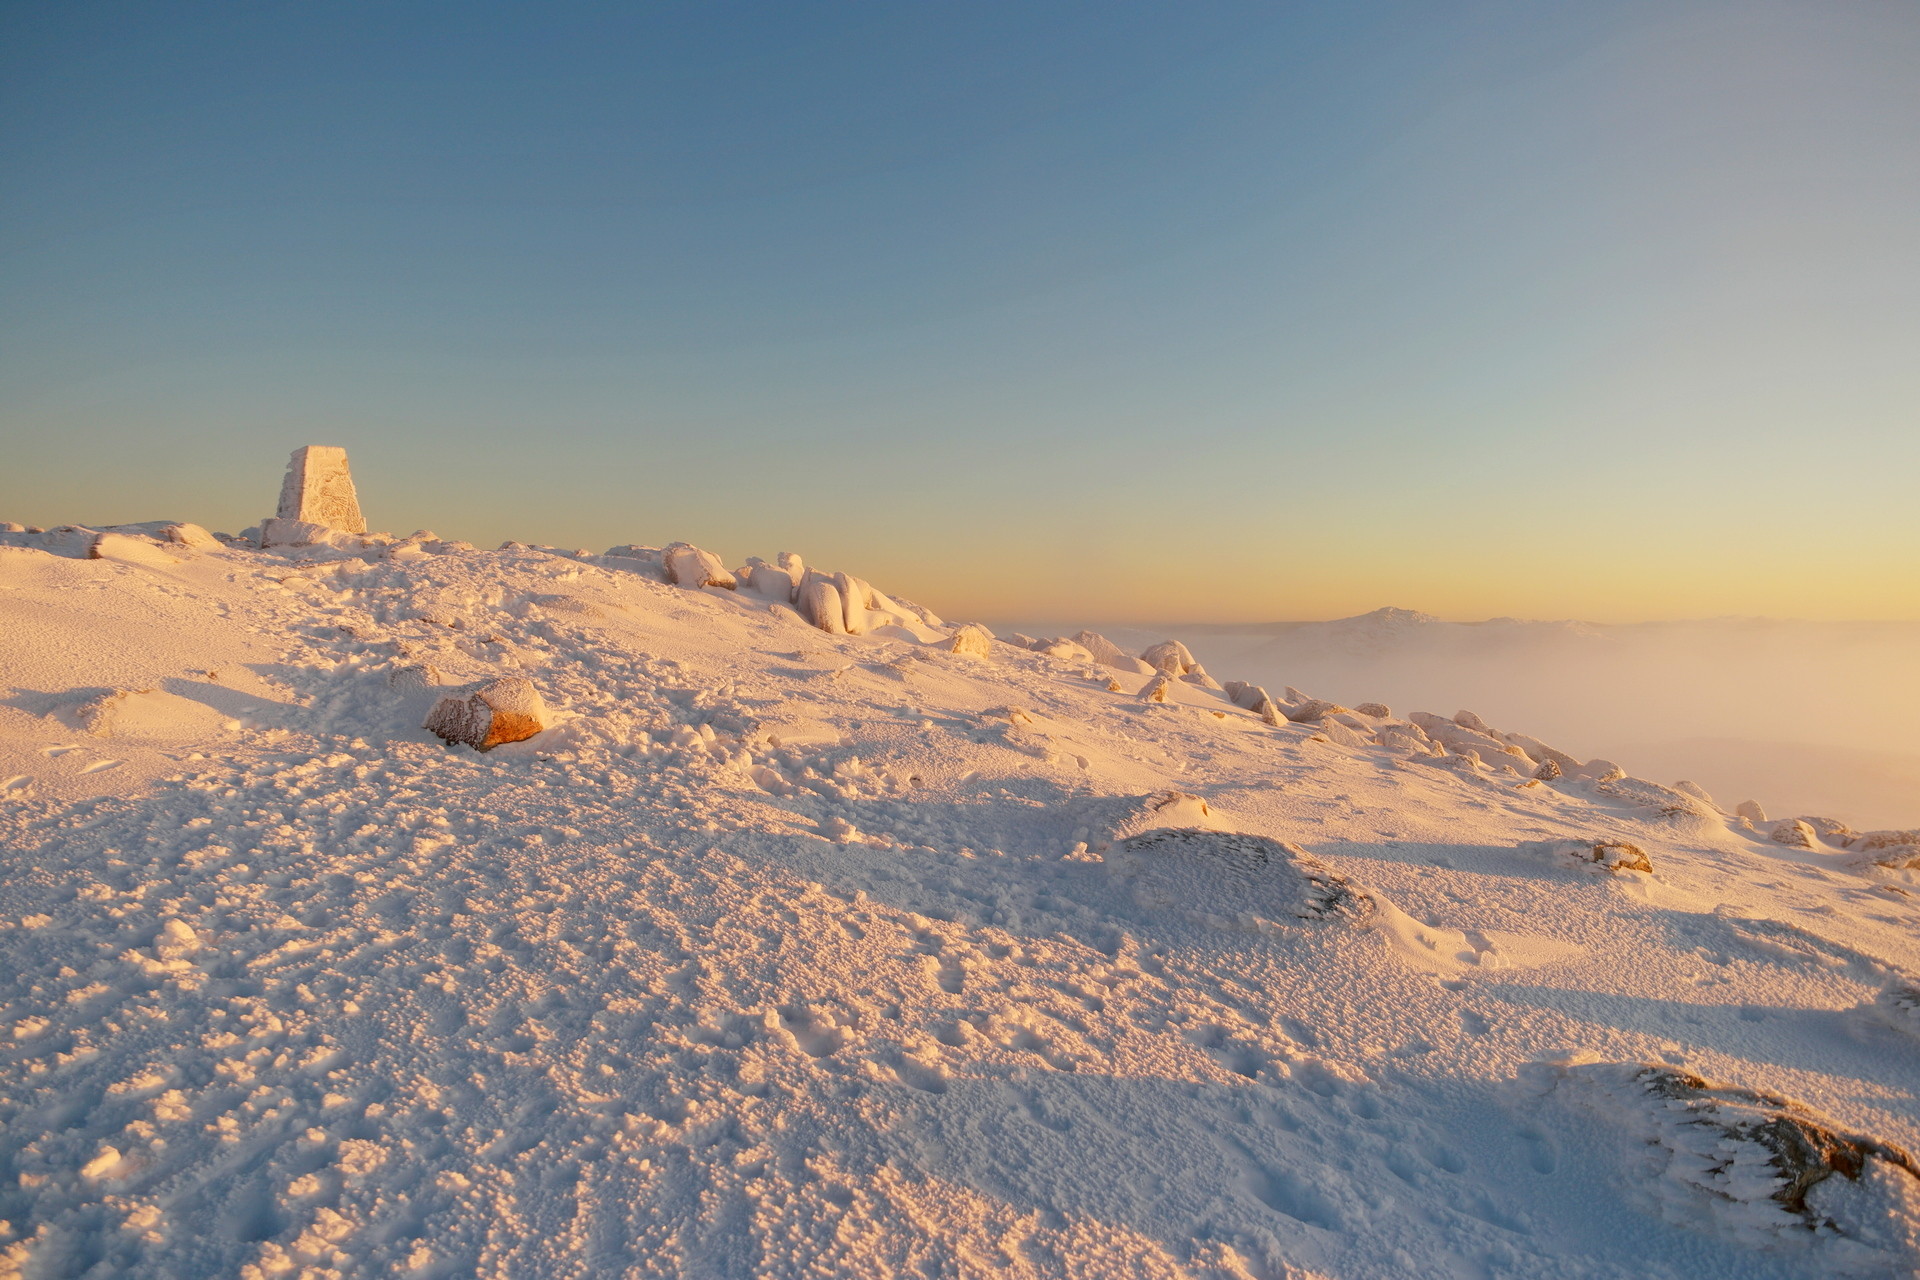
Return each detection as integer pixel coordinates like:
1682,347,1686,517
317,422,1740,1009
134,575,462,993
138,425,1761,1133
1,531,1918,1278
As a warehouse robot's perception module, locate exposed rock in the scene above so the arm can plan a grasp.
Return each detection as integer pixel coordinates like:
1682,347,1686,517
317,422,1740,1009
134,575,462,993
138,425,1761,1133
1854,829,1920,852
1736,799,1768,824
1558,1062,1920,1240
277,445,366,534
1285,698,1351,724
1770,819,1817,848
423,678,549,751
1139,675,1176,703
1793,815,1854,843
663,543,737,590
1533,758,1563,781
981,705,1035,726
1353,702,1391,718
1589,841,1652,873
946,623,995,659
1256,698,1285,726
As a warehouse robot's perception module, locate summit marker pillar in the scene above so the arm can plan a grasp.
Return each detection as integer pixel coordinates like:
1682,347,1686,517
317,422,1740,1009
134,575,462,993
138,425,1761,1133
277,446,366,533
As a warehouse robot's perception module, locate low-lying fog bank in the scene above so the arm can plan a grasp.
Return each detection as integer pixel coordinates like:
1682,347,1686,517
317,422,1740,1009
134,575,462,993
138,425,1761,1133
1009,610,1920,830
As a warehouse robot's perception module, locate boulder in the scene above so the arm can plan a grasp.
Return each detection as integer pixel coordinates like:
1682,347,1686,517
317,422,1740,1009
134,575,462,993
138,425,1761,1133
1034,637,1094,664
1284,698,1350,724
1735,800,1768,824
1533,758,1562,781
797,580,847,634
277,445,366,534
947,623,995,659
1221,681,1266,711
1139,675,1175,703
1454,709,1496,734
1769,819,1817,848
259,517,340,549
1181,664,1223,690
423,678,549,751
663,543,736,590
1140,640,1198,676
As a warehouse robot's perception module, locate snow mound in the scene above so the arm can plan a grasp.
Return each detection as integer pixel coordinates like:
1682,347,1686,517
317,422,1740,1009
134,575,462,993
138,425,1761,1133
1550,1061,1920,1267
1107,829,1374,931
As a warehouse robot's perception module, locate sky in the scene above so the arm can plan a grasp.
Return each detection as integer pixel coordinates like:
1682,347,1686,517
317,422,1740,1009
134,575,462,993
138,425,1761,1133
2,1,1916,623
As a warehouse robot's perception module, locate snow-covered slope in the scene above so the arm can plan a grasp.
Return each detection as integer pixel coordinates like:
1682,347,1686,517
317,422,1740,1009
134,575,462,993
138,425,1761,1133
2,533,1917,1279
1078,610,1920,830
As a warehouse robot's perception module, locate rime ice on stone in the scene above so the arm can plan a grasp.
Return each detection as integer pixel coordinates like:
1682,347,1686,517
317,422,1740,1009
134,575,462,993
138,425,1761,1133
277,446,366,534
423,678,549,751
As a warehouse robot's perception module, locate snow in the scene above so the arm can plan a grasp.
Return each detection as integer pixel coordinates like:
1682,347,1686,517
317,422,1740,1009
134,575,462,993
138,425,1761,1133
1,519,1917,1278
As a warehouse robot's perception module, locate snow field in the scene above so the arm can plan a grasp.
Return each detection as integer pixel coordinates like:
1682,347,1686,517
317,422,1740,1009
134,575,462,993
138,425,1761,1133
0,535,1916,1278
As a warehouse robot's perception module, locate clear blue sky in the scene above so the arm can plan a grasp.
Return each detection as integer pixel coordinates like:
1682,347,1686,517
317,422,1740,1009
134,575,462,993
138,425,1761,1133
4,2,1916,620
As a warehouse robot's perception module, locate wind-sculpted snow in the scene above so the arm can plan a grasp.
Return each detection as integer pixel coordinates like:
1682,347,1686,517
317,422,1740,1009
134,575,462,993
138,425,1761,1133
1,531,1917,1278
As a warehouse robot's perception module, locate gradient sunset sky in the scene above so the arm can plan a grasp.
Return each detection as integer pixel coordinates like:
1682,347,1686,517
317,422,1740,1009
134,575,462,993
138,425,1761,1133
3,2,1915,622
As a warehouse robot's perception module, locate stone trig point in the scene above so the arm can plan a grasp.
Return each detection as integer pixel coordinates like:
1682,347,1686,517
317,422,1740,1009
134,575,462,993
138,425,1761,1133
278,445,366,534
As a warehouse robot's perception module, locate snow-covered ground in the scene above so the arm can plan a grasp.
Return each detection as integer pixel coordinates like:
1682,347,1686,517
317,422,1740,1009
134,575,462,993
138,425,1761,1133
2,527,1917,1278
1070,611,1920,832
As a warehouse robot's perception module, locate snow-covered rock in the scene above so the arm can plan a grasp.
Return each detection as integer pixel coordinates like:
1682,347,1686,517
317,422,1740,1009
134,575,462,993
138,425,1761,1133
663,542,737,590
946,623,995,659
1140,639,1199,676
1072,630,1153,674
1549,1061,1920,1261
423,677,550,751
796,578,846,634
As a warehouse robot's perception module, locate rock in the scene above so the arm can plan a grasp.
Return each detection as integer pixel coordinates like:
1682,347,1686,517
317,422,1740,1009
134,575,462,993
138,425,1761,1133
1557,1062,1920,1237
1221,681,1268,711
1375,725,1433,754
1533,758,1562,781
1140,640,1198,676
982,706,1035,726
1181,664,1223,690
423,678,549,751
663,543,737,590
259,517,339,549
1577,758,1626,782
1353,702,1391,718
1256,698,1285,726
1854,829,1920,852
277,445,366,534
1454,709,1495,734
1794,815,1854,843
1105,677,1125,693
1034,637,1094,664
737,558,798,602
1505,733,1582,777
1589,841,1652,873
947,623,995,659
797,580,846,634
1139,675,1176,703
87,532,182,567
1672,780,1719,810
1735,799,1768,824
1284,698,1349,724
831,572,871,633
1770,819,1817,848
1073,631,1153,674
154,522,220,550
